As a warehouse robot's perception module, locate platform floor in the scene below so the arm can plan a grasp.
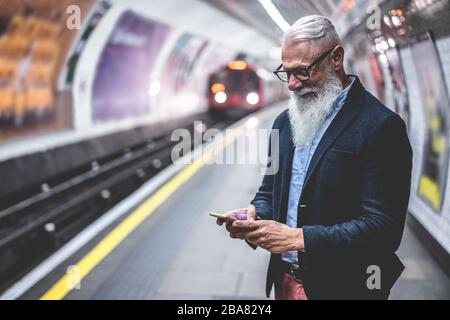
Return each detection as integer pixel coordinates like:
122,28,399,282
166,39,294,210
18,105,450,300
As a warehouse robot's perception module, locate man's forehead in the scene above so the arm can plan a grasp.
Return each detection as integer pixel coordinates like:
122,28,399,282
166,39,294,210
281,40,321,67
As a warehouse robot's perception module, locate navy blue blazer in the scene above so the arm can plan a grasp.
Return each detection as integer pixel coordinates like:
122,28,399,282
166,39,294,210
251,76,413,299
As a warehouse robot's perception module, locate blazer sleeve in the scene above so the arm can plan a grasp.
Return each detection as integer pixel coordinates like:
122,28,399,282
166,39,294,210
246,123,279,251
302,114,413,256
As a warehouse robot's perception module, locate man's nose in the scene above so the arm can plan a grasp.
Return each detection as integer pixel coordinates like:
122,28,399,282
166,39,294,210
288,75,304,91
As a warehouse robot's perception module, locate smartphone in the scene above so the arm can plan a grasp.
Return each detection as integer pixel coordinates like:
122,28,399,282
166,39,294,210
209,211,248,221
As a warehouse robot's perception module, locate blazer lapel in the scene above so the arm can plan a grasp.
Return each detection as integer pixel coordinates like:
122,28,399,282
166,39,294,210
279,123,295,223
301,76,365,194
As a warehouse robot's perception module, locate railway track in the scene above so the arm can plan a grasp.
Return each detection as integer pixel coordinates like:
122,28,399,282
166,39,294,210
0,113,235,293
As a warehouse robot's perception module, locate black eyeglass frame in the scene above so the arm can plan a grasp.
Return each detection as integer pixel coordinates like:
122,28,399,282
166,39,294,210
273,46,337,82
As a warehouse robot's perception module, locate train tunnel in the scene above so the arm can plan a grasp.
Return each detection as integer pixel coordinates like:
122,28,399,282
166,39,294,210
0,0,449,302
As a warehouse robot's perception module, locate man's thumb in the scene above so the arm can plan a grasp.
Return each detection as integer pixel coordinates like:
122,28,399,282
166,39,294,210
247,205,256,221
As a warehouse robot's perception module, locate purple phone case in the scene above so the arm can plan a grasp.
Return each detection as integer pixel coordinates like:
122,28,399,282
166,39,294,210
234,213,248,220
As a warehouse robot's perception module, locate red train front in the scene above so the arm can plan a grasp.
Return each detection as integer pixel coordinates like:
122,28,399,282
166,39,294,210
208,60,265,117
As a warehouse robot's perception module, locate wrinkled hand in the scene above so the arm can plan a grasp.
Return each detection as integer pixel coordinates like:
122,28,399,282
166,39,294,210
216,204,257,228
229,219,305,254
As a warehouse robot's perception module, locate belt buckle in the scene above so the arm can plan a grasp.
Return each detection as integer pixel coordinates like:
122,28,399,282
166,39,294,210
290,263,303,283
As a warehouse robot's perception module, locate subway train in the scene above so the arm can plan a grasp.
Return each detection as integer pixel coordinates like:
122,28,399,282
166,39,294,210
208,60,286,118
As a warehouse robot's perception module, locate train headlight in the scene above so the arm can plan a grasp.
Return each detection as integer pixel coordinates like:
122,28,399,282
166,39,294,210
214,92,227,104
246,92,259,105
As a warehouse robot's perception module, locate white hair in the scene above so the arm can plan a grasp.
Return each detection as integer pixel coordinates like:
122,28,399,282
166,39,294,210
282,15,341,46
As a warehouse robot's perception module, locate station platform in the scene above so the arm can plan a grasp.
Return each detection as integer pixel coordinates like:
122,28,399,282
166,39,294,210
7,105,450,300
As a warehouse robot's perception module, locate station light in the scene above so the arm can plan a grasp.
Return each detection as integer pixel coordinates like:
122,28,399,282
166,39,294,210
341,0,355,12
246,92,259,105
392,15,401,26
257,0,290,32
379,54,388,66
148,80,160,97
388,38,396,47
214,91,227,104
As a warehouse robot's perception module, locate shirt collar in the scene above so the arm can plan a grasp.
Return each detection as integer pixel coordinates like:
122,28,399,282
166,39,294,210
333,75,355,111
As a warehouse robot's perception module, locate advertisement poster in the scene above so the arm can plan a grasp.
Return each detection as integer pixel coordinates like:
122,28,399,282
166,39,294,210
385,47,410,129
0,0,93,141
351,49,385,102
411,34,450,213
158,33,209,117
92,11,169,121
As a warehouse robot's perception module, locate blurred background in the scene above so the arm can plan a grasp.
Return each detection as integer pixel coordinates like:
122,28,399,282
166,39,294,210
0,0,449,300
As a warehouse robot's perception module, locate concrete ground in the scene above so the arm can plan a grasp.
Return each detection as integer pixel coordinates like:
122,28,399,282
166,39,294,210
20,105,450,300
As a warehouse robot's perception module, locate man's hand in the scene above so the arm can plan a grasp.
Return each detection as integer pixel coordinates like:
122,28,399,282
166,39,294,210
216,204,257,226
229,219,305,254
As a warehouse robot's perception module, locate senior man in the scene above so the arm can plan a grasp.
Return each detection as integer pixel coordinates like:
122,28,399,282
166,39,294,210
217,15,412,300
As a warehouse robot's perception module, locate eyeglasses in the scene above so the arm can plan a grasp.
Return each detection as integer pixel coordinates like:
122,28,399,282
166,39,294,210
273,46,337,82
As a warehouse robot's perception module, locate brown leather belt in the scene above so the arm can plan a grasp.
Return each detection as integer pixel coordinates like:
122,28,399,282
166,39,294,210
279,260,304,283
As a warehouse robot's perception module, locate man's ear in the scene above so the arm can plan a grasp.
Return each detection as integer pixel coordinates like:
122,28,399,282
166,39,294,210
331,45,345,71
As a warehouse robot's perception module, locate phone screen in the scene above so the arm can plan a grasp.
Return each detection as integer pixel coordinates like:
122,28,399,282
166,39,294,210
209,212,248,220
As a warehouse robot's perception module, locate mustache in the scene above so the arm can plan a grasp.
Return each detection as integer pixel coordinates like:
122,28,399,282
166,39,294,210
292,87,319,97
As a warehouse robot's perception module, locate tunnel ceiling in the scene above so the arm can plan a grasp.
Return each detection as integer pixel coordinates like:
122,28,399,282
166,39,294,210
202,0,343,43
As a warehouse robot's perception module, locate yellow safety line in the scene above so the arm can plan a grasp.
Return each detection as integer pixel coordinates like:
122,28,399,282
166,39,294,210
40,133,237,300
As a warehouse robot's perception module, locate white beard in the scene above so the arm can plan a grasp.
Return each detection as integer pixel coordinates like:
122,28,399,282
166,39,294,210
288,72,343,146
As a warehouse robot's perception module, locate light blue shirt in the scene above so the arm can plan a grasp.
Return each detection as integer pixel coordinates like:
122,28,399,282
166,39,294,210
282,76,355,264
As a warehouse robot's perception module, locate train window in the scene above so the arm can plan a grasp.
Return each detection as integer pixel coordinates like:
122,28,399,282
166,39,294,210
215,70,227,83
247,71,259,92
229,70,243,92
